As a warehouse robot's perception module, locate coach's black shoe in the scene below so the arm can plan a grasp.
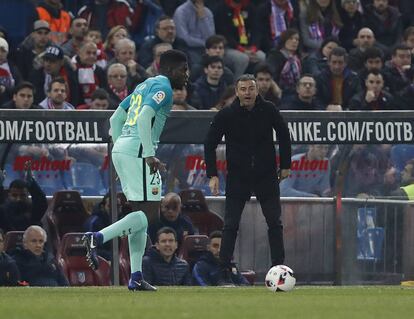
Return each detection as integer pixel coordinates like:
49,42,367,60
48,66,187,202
82,232,100,270
128,279,157,291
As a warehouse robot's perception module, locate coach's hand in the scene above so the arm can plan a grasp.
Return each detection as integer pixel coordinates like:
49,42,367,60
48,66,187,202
145,156,166,174
209,176,220,196
278,169,290,181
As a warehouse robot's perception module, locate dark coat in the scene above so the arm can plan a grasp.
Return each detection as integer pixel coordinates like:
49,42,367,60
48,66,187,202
338,9,364,52
138,35,188,68
364,4,402,48
192,251,248,286
315,68,362,110
213,2,260,50
193,75,228,110
281,93,324,111
0,252,20,286
28,61,79,106
349,90,396,111
396,84,414,110
142,247,192,286
204,95,291,200
382,63,411,96
148,214,195,247
11,248,68,286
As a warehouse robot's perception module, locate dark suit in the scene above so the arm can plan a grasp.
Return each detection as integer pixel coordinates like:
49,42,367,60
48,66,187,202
204,95,291,266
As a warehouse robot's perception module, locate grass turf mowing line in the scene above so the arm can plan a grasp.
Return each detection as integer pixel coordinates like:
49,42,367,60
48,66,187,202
1,286,414,319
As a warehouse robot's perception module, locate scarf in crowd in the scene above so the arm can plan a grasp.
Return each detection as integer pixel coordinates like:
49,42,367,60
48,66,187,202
0,62,15,88
225,0,249,46
308,21,340,41
270,0,294,43
109,83,128,101
75,58,99,104
279,49,301,89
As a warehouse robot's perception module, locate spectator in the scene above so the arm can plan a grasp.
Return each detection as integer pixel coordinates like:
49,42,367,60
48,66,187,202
356,46,385,84
364,0,403,48
103,25,129,61
105,63,131,110
213,0,266,78
338,0,364,51
302,37,340,77
0,228,20,286
266,28,302,100
172,86,197,110
39,77,75,109
192,230,249,286
0,37,22,106
382,44,412,96
86,29,107,70
402,27,414,62
142,227,192,286
396,67,414,110
257,0,299,53
343,145,384,198
146,43,173,77
173,0,215,65
1,82,40,109
189,35,234,84
148,193,195,247
316,46,361,110
14,20,51,79
36,0,71,45
281,74,324,110
253,63,282,106
389,159,414,200
11,225,68,286
61,17,89,58
0,171,47,233
72,41,106,106
299,0,342,52
110,38,148,90
212,85,236,111
77,88,110,110
28,45,79,106
280,145,331,197
349,70,395,110
347,28,386,72
193,56,229,110
139,16,188,68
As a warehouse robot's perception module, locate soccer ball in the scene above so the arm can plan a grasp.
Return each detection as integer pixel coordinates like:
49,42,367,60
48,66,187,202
265,265,296,292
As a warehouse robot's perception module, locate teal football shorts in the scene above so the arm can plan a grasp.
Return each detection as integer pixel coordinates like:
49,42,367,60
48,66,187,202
112,152,162,201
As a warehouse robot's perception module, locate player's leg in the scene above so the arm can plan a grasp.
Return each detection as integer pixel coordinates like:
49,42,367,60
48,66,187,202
259,195,285,266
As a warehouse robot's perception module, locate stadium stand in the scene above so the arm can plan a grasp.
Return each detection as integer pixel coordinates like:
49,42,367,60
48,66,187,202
179,189,224,235
59,232,111,286
42,191,90,254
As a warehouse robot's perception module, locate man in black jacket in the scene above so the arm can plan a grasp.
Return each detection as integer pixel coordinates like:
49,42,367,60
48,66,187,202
204,74,291,269
11,225,68,287
142,227,191,286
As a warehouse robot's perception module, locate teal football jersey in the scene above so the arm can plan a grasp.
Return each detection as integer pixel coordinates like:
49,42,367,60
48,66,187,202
112,75,173,157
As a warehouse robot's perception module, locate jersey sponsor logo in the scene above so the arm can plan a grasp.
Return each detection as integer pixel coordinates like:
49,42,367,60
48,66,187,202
152,91,166,104
152,187,159,195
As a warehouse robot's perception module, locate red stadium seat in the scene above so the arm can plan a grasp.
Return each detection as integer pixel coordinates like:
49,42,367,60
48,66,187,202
59,233,111,286
4,231,24,252
179,189,224,235
178,235,209,270
42,191,90,254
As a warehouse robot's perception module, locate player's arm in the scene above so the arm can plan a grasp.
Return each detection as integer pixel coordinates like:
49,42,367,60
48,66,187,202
109,94,132,143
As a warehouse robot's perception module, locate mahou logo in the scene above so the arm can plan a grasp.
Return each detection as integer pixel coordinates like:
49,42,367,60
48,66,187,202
13,156,72,171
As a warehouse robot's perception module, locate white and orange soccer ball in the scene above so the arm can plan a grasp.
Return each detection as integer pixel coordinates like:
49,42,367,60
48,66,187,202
265,265,296,292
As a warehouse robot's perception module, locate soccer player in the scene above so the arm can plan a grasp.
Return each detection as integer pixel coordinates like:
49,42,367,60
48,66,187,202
82,49,189,291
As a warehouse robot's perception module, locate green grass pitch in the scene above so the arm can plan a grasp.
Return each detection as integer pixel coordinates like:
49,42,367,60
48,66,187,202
1,286,414,319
